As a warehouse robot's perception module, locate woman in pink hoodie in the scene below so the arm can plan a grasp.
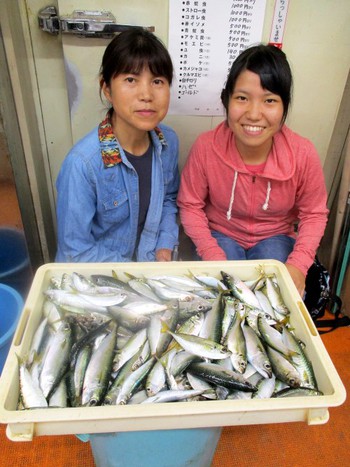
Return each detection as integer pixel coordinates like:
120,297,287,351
177,44,328,296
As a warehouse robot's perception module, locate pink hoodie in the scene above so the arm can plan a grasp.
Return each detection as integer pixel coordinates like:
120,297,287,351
177,121,329,275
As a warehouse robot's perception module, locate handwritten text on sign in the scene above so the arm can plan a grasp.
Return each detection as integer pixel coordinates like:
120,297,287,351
168,0,267,116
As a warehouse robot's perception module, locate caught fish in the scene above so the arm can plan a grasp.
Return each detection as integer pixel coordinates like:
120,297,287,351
39,320,73,399
281,327,318,389
127,277,162,303
112,328,148,372
18,266,321,411
67,342,93,407
273,387,323,398
188,361,257,393
115,357,156,405
148,300,179,357
252,374,276,399
186,372,217,399
199,294,223,342
142,389,206,404
18,357,48,409
257,315,297,359
146,278,196,302
27,317,49,366
150,274,207,292
166,329,231,360
223,313,247,374
241,321,272,379
82,324,117,406
264,275,290,317
221,271,262,310
120,300,168,315
44,289,108,314
108,305,150,332
177,297,212,321
145,359,167,397
266,346,302,389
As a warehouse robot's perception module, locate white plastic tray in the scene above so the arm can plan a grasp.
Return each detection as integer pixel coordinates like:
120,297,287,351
0,260,346,441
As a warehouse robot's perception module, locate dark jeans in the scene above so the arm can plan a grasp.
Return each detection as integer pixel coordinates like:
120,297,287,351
210,231,296,262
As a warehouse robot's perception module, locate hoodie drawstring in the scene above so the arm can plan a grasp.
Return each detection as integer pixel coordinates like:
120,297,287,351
262,181,271,211
226,170,238,221
226,173,271,220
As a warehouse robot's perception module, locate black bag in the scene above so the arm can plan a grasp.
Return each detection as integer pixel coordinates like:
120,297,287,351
304,257,350,333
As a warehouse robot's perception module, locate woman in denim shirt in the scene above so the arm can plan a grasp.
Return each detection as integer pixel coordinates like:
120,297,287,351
55,28,179,263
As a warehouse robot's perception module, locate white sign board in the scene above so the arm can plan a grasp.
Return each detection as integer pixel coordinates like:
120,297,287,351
168,0,267,115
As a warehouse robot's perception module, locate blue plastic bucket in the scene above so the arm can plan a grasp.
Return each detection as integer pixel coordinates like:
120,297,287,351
0,283,23,374
88,427,222,467
0,227,32,298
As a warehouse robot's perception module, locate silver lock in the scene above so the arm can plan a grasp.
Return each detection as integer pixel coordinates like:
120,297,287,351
38,6,155,38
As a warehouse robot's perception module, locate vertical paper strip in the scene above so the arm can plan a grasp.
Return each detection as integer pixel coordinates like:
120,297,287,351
269,0,290,49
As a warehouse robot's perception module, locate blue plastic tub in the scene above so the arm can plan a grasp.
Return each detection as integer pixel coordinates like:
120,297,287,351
88,427,222,467
0,227,32,298
0,284,23,374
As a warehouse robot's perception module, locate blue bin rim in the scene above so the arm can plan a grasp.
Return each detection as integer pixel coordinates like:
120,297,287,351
0,227,30,278
0,283,23,345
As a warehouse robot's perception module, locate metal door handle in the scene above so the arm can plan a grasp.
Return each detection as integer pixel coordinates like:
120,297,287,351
38,6,154,38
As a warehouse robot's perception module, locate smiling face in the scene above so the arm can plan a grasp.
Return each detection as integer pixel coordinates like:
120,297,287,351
227,69,284,163
102,66,170,142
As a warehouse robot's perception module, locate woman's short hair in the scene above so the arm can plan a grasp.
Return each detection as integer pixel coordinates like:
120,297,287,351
100,27,173,87
221,44,293,123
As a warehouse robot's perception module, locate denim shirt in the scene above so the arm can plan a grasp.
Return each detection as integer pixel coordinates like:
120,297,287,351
55,117,180,262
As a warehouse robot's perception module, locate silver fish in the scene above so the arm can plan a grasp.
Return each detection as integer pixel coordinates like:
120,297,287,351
49,379,68,408
108,304,150,332
18,358,48,409
142,389,206,404
121,300,168,315
189,273,227,290
167,330,231,360
188,361,257,392
266,346,302,388
264,275,290,317
145,359,167,397
241,322,272,379
178,297,212,321
127,278,162,303
282,327,318,389
148,301,179,357
39,320,72,399
82,325,117,406
27,317,49,366
224,313,247,374
104,347,146,405
146,278,196,302
112,328,147,372
44,289,108,314
273,387,323,398
186,372,217,399
199,294,223,342
257,315,297,358
67,343,92,407
221,271,262,310
150,274,207,292
252,374,276,399
116,357,156,405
